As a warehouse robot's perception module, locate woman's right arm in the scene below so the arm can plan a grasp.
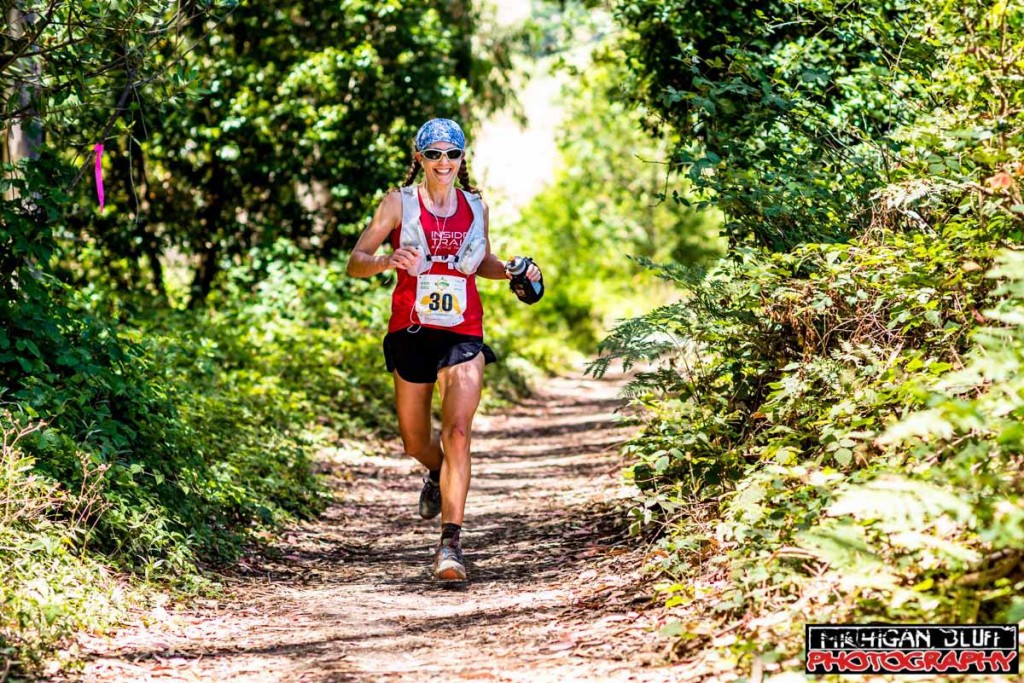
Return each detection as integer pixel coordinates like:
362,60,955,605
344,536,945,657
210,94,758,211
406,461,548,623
346,191,420,277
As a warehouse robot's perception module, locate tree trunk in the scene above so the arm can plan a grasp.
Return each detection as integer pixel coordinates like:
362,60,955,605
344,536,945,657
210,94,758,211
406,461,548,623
3,3,42,201
188,241,220,309
187,161,227,308
143,226,166,298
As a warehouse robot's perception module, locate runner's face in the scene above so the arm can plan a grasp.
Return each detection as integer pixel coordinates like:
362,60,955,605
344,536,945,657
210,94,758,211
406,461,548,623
417,141,462,187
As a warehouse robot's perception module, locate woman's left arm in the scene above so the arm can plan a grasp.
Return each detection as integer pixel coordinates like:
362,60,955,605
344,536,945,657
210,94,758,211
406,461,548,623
475,201,542,281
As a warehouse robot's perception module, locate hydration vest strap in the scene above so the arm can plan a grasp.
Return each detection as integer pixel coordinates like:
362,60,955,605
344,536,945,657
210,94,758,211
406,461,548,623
400,186,421,228
400,186,486,275
463,195,484,239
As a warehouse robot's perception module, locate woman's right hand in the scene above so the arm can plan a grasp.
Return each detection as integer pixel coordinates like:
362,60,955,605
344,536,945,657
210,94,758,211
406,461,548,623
388,247,421,273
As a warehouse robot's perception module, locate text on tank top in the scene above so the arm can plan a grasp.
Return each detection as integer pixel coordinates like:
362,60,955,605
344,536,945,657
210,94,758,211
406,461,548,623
387,189,484,335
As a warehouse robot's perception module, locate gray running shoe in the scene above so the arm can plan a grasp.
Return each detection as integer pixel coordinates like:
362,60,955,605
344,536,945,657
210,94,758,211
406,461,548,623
433,537,467,581
418,474,441,519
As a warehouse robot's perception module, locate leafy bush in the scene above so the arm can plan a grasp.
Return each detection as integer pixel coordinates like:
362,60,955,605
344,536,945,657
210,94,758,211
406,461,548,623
1,196,391,671
595,234,1023,662
5,230,330,559
805,250,1024,623
597,0,1024,667
0,417,130,678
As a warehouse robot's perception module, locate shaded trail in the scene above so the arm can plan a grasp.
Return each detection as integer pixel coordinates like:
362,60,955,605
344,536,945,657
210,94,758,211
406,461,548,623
65,374,689,682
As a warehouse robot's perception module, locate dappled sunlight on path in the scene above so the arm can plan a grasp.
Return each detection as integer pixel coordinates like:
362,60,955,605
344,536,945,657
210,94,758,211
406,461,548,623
61,375,703,682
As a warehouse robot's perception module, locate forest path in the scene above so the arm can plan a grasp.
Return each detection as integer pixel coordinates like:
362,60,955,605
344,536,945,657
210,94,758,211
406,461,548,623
64,374,692,682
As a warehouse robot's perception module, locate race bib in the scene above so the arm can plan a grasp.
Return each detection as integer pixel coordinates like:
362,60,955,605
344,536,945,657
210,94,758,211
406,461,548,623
415,273,467,327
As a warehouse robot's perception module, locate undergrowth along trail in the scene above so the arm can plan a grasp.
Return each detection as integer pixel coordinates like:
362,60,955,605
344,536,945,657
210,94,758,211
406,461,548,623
59,374,694,683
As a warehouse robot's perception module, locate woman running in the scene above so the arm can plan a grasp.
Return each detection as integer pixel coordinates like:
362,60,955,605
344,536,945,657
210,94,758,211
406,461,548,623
346,118,542,581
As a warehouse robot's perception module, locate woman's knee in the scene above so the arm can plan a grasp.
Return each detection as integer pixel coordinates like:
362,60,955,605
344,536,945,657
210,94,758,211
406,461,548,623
441,420,472,447
401,433,433,458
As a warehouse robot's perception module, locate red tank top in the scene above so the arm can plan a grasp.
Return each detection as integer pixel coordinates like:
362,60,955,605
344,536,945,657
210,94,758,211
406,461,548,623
388,189,484,335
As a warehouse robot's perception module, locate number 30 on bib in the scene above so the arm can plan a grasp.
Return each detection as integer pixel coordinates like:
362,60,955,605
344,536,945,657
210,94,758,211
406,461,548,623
415,274,467,327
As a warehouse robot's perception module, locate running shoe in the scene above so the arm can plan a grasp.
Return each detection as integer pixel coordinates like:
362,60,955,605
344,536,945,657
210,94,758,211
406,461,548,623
418,474,441,519
433,537,467,581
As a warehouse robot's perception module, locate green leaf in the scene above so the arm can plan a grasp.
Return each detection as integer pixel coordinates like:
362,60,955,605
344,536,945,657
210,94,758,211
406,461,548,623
659,620,687,637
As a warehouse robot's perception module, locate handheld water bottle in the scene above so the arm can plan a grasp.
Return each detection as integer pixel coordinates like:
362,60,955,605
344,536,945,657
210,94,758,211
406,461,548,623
506,256,544,305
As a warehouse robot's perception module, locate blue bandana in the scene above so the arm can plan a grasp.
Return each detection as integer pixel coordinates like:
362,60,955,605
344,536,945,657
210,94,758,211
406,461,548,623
415,118,465,151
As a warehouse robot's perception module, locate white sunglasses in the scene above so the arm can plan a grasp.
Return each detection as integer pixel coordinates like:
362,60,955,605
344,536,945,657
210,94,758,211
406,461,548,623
420,148,464,161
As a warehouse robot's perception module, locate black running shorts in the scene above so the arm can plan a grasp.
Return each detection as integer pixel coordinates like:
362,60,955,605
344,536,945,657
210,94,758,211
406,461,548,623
383,326,497,384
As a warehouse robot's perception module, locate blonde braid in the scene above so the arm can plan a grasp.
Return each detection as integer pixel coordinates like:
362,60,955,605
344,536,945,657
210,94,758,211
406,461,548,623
391,158,422,192
457,161,481,196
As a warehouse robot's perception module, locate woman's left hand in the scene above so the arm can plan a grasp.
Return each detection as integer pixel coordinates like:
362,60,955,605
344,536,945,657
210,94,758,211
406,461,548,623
506,256,542,281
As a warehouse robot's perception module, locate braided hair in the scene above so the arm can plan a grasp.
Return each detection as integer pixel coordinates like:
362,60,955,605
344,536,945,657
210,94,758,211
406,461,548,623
396,158,421,189
457,160,481,196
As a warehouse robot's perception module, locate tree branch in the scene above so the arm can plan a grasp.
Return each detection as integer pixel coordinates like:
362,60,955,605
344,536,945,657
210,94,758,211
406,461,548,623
0,0,61,74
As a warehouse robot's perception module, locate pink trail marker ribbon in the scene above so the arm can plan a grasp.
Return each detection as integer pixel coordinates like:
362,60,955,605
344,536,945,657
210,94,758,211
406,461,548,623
94,143,105,209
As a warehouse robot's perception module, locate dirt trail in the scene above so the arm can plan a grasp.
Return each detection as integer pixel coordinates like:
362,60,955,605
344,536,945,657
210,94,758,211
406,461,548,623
65,374,692,682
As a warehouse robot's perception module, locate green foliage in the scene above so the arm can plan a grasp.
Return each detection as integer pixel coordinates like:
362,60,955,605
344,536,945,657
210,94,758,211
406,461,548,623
605,235,1024,658
201,240,396,435
0,417,131,678
482,24,722,367
56,0,516,305
6,0,516,304
601,0,1024,666
3,256,328,561
0,234,409,672
797,250,1024,614
599,230,989,500
1,0,520,672
0,178,395,672
2,0,219,137
611,0,1024,250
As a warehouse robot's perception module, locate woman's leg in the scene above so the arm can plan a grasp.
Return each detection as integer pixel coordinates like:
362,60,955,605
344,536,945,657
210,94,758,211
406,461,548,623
435,354,485,525
392,372,443,471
